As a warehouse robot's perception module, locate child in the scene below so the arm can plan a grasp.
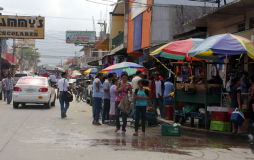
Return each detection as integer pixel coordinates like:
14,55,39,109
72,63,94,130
133,80,151,136
229,77,243,134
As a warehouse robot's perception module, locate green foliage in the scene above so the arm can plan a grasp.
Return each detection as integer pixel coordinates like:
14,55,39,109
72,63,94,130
17,48,41,68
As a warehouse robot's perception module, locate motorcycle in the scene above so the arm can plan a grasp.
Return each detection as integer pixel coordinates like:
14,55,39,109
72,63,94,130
75,85,86,102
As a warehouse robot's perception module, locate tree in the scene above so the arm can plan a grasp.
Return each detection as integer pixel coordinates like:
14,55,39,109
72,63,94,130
17,48,41,70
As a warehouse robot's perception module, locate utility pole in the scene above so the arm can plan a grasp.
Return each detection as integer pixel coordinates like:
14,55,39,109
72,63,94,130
12,39,15,75
0,38,2,78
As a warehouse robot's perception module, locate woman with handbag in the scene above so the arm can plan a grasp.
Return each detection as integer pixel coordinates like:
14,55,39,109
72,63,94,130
114,72,133,134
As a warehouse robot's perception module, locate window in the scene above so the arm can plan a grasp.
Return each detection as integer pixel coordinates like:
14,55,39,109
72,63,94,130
92,52,98,57
250,17,254,29
238,22,245,32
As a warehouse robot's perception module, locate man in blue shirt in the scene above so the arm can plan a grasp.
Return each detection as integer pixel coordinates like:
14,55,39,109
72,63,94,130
92,73,104,125
163,78,174,105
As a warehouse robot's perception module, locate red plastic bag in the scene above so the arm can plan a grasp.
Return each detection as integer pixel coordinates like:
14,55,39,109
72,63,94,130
228,107,232,115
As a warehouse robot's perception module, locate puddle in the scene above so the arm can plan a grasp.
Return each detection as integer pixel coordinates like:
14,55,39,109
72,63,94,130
22,126,250,154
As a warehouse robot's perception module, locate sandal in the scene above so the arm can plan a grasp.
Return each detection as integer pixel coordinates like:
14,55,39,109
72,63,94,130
140,132,145,136
114,128,120,133
133,132,138,136
122,131,126,134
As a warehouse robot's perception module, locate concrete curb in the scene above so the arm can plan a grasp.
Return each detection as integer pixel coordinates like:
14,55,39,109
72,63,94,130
157,117,249,141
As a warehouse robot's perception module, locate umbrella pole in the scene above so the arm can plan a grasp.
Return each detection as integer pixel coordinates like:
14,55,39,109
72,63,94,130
225,54,228,88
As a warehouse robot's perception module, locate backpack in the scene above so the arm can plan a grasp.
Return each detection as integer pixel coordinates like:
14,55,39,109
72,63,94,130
135,88,149,96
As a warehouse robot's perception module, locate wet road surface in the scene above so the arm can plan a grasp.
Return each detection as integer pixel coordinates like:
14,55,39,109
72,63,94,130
0,100,252,160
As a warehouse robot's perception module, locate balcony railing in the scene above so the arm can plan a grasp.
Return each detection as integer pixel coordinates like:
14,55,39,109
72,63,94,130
112,31,124,50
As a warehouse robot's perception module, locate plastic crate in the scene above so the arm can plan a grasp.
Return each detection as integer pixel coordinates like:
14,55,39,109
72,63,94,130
161,124,181,136
165,105,174,120
211,111,230,122
210,121,231,132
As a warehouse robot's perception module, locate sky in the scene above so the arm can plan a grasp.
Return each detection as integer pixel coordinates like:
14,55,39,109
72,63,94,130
1,0,233,67
1,0,117,66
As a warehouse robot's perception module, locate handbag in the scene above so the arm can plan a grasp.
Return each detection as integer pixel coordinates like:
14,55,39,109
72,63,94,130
63,79,73,102
118,82,131,114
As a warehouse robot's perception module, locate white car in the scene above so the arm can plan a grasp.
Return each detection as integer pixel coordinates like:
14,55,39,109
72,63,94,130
13,77,56,109
14,73,28,82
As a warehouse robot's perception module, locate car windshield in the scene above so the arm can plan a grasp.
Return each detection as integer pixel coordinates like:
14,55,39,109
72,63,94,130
17,78,46,85
14,74,27,77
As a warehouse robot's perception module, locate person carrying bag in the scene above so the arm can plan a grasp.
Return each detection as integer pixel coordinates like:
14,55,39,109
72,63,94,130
57,72,73,118
114,71,133,134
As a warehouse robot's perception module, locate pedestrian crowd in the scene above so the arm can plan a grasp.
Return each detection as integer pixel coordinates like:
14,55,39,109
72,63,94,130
87,70,174,136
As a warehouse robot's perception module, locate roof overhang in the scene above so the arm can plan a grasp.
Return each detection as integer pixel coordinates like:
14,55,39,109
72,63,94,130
173,27,207,40
184,0,254,27
94,38,109,51
112,0,125,14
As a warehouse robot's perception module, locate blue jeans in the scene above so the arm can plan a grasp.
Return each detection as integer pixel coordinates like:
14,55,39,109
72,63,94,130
59,92,70,118
93,97,102,122
115,101,128,132
6,89,13,103
102,99,110,123
3,88,6,98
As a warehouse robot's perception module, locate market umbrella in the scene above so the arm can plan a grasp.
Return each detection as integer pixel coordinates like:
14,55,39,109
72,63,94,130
72,72,81,76
83,68,101,76
188,33,254,60
102,62,144,73
106,68,147,77
150,39,204,61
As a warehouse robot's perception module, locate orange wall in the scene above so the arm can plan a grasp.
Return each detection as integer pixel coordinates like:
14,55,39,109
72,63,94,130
141,0,152,49
127,1,134,53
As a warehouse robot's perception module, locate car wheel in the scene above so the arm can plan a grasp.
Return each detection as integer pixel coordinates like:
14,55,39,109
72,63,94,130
21,103,26,106
51,94,56,106
45,97,51,109
13,102,19,108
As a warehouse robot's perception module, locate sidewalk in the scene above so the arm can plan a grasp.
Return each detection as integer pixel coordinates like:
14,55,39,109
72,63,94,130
157,117,249,142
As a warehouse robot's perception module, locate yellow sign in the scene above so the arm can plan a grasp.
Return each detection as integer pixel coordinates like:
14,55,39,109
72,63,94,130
0,15,45,39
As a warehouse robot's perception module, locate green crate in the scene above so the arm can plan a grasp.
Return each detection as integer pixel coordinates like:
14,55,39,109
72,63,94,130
210,121,231,132
161,124,181,136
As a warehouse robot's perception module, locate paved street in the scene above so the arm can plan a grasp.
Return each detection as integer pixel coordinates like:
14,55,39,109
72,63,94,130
0,99,252,160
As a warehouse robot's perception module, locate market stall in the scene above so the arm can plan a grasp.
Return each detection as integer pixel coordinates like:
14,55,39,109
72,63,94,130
150,34,254,130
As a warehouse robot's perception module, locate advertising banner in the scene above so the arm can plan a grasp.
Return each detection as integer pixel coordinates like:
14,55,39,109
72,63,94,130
66,31,96,44
131,0,147,20
0,15,45,39
18,39,36,48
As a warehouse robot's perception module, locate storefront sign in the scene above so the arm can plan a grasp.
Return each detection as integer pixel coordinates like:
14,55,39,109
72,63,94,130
66,31,96,44
0,15,45,39
131,0,147,20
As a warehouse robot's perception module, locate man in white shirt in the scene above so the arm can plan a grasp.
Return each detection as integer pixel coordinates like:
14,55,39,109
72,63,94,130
131,70,143,92
150,71,165,117
57,72,72,118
